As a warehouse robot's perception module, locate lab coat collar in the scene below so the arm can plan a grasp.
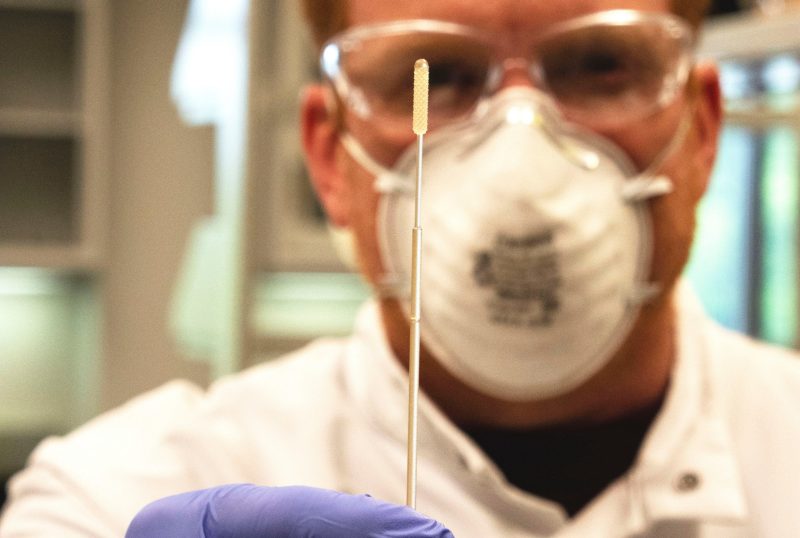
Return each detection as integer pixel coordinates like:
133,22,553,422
344,301,567,532
623,283,748,527
344,285,748,534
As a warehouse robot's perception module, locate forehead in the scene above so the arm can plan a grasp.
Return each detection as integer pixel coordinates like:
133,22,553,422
348,0,670,31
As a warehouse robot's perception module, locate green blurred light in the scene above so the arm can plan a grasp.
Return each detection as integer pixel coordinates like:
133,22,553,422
253,272,370,339
759,127,799,346
0,267,70,296
685,127,755,333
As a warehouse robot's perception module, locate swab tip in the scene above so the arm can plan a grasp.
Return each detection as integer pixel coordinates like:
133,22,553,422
412,59,429,135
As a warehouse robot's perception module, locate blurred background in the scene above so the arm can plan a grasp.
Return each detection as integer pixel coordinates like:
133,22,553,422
0,0,799,508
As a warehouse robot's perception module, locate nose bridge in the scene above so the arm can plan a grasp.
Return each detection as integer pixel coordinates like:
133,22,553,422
493,56,537,92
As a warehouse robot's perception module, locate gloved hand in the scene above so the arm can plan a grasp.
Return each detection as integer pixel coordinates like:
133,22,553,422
125,484,454,537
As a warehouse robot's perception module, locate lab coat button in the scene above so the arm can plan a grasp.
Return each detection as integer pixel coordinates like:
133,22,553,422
675,472,701,492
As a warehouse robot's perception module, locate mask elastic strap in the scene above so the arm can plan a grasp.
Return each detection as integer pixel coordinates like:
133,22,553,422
340,132,413,300
375,274,408,299
621,175,674,202
340,132,414,196
648,107,694,176
621,109,694,305
620,106,694,204
340,132,391,180
648,106,694,170
628,282,662,306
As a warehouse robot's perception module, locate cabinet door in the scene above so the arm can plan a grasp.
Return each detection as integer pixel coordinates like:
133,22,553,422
0,0,108,269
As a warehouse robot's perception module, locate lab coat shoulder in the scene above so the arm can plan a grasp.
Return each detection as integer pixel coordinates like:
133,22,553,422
204,336,350,419
706,323,800,534
164,337,357,487
0,379,206,537
0,337,353,537
709,323,800,424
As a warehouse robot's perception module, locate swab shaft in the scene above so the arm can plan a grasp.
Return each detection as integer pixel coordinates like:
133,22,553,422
406,134,423,509
407,58,428,509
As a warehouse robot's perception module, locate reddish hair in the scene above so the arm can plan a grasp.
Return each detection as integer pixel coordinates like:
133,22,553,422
301,0,711,49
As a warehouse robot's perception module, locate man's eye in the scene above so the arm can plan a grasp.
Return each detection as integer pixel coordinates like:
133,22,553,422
578,51,626,76
426,62,486,114
429,63,484,90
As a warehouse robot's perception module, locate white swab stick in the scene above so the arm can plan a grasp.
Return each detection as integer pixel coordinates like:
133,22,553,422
406,58,428,510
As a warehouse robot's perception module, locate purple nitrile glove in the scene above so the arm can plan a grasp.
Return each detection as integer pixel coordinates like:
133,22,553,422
125,484,455,537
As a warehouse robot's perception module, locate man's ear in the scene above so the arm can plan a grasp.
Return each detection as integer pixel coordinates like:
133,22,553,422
301,84,349,227
690,62,723,192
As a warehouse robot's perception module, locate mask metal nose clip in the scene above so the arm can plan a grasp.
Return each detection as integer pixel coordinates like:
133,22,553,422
541,122,602,171
524,98,602,171
464,89,603,171
533,115,602,171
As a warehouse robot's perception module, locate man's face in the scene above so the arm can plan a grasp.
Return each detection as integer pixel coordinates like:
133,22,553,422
305,0,721,308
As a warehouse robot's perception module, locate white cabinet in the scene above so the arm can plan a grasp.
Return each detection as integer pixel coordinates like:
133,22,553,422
245,1,369,364
0,0,108,475
0,0,108,268
0,0,228,481
248,1,343,273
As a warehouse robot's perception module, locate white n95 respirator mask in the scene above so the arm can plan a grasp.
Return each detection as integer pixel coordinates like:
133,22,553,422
342,87,675,401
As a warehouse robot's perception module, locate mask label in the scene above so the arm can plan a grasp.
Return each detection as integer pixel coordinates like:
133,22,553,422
473,231,561,328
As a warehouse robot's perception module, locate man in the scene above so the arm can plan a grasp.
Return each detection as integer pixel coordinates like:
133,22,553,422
3,1,800,536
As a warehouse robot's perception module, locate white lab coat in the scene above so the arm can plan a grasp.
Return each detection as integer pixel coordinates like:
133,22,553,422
2,289,800,537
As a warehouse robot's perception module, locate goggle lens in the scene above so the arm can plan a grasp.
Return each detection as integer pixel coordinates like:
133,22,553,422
537,20,689,126
337,31,492,128
323,12,693,132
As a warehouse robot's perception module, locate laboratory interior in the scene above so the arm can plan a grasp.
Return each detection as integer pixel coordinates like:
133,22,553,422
1,0,799,512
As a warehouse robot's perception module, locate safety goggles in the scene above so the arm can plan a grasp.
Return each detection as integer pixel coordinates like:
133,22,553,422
320,10,696,133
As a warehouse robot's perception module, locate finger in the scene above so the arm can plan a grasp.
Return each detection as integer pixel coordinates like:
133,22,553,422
126,484,454,538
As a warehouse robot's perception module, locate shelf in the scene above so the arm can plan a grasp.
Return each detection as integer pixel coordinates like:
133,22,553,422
0,0,78,11
0,136,78,247
249,272,369,365
0,107,81,137
0,433,50,474
0,412,64,437
251,272,368,338
0,0,105,477
725,105,800,125
0,1,106,269
0,245,99,269
0,271,75,439
699,9,800,60
0,269,95,470
0,6,78,111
